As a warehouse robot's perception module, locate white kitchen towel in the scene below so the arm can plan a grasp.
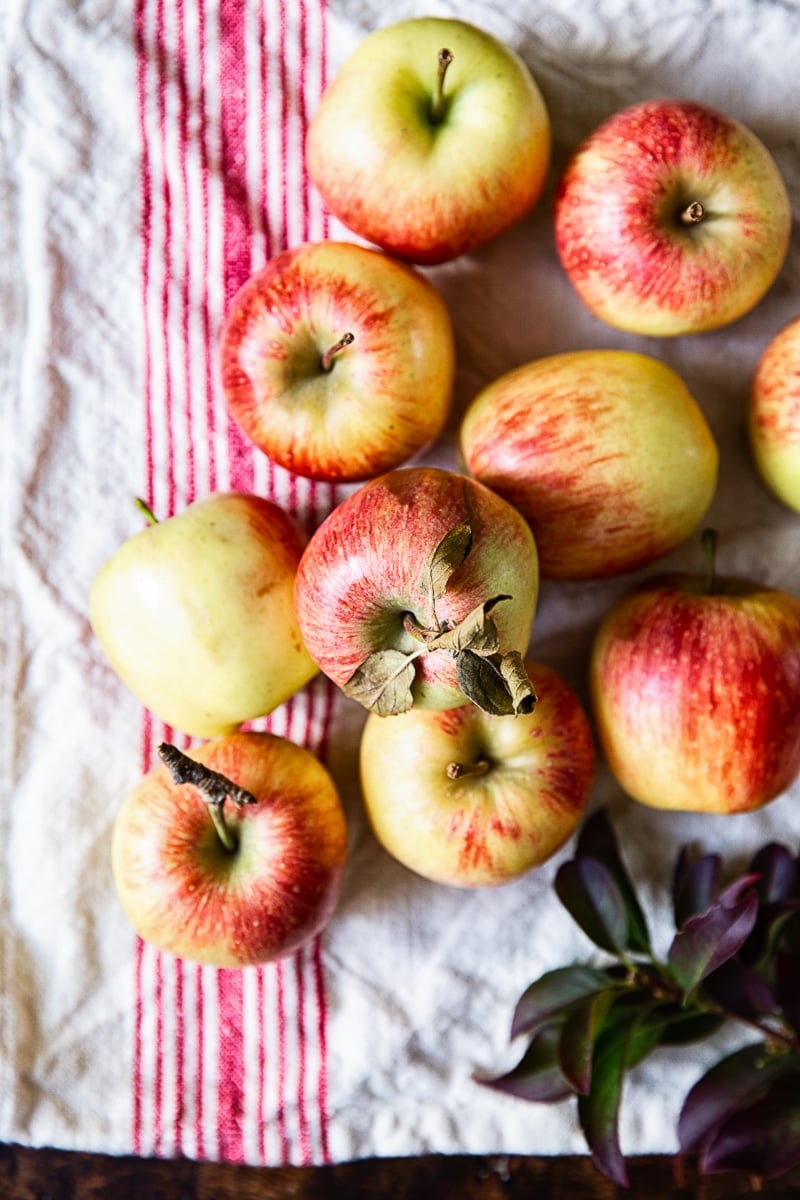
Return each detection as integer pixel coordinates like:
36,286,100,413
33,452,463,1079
2,0,800,1168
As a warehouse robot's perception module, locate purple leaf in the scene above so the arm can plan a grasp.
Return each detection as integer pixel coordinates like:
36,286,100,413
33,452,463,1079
700,1072,800,1180
750,843,798,905
667,876,759,994
678,1043,799,1156
575,809,650,952
555,858,629,954
479,1026,573,1104
703,959,778,1024
511,964,615,1040
775,912,800,1035
672,847,722,928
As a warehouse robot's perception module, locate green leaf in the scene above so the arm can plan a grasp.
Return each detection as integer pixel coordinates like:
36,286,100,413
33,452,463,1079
558,988,617,1095
479,1025,574,1104
555,858,630,954
511,964,619,1039
667,875,759,995
576,809,650,953
341,649,420,715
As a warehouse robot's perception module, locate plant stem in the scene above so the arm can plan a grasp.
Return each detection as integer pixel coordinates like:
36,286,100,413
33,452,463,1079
701,527,717,594
320,331,354,372
158,742,257,854
446,758,491,779
134,497,160,526
430,48,453,124
679,200,705,225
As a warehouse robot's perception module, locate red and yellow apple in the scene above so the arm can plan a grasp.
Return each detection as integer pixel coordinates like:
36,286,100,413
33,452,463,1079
459,349,719,580
306,17,551,265
359,660,594,888
90,492,317,738
748,315,800,512
111,733,348,967
554,98,791,336
294,466,539,714
220,241,455,483
589,535,800,813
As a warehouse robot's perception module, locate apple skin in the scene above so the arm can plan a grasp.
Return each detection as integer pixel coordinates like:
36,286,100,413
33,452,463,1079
293,466,539,710
90,493,317,738
459,349,719,580
220,241,455,483
359,660,594,888
554,98,791,336
589,570,800,814
748,315,800,513
111,732,348,967
306,17,551,266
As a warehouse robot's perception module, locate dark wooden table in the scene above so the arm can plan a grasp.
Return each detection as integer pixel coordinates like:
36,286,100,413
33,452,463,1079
4,1145,800,1198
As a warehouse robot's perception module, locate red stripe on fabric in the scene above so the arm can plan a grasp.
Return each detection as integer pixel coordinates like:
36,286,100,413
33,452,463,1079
275,958,290,1161
312,936,331,1163
155,0,177,519
256,967,267,1159
173,959,185,1155
195,965,206,1159
216,969,246,1162
198,0,218,494
175,0,196,504
132,937,146,1155
219,0,255,495
152,948,165,1154
294,949,312,1164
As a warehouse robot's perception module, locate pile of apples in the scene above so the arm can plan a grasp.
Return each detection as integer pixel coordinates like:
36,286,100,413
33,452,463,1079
90,17,800,969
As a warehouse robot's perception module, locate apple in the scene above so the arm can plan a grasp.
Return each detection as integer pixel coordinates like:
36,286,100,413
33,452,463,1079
90,492,317,738
306,17,551,265
459,349,719,580
589,532,800,814
293,466,540,716
748,315,800,512
111,733,348,967
220,241,456,483
554,98,791,336
359,660,595,888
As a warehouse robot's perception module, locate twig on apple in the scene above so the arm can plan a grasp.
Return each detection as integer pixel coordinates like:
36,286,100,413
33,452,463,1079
430,48,453,125
158,742,257,853
320,330,354,373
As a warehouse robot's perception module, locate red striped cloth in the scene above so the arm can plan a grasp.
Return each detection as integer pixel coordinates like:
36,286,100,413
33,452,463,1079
133,0,338,1163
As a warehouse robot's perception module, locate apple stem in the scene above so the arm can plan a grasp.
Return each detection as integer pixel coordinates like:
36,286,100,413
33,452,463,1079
429,48,453,124
157,742,257,854
446,758,491,780
321,331,354,372
679,200,705,225
134,497,160,526
701,527,718,594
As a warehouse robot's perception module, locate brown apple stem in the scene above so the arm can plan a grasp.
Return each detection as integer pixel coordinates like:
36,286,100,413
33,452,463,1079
446,758,491,780
429,48,453,124
701,527,718,594
679,200,705,225
134,497,160,526
321,331,354,372
158,742,257,854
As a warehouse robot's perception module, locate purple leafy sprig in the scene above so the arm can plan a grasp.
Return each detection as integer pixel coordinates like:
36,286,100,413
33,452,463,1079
479,809,800,1188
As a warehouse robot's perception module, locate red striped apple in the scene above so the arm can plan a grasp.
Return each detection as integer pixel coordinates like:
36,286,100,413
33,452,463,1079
459,349,718,580
111,734,348,967
90,492,317,738
294,467,539,716
749,315,800,512
359,660,595,888
554,99,791,336
220,241,455,482
589,533,800,814
306,17,551,265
